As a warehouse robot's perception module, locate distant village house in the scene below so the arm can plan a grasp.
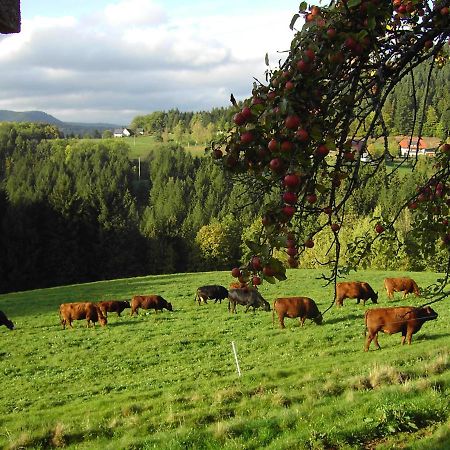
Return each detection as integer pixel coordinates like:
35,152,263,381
114,128,132,138
399,137,435,158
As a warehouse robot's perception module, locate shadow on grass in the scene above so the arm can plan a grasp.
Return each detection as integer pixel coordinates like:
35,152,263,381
323,313,361,325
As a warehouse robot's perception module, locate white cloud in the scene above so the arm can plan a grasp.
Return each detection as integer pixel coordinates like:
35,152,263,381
0,2,297,123
103,0,167,27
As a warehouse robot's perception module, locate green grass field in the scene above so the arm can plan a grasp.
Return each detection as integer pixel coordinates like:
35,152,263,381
0,269,449,449
81,136,208,160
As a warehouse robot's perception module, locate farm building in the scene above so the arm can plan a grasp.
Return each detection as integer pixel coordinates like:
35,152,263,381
398,137,435,158
113,128,132,138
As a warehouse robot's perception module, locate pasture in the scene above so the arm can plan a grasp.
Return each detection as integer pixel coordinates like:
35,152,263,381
0,269,449,449
80,136,207,160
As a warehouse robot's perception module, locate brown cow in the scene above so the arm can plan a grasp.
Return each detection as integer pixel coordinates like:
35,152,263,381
131,295,173,315
98,300,130,317
273,297,323,329
336,281,378,307
59,302,107,329
384,277,420,299
364,306,438,351
0,310,14,330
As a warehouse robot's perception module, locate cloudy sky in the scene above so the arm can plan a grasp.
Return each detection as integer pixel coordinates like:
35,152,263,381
0,0,302,124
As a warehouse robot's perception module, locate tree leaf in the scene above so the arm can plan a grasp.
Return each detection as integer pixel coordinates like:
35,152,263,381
290,14,300,30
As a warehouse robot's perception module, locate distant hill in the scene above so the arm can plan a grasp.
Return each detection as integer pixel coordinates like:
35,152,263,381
0,110,120,137
0,109,64,125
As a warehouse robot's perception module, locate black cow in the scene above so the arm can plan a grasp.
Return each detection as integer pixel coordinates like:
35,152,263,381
228,288,271,313
0,310,14,330
195,285,228,305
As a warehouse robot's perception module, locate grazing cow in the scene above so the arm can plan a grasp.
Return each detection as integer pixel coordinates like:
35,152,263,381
364,306,438,351
273,297,323,329
59,302,107,329
0,310,14,330
336,281,378,307
195,285,228,305
131,295,172,315
97,300,130,318
384,277,420,299
228,288,271,313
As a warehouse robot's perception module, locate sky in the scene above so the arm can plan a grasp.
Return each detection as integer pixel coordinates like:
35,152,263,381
0,0,302,124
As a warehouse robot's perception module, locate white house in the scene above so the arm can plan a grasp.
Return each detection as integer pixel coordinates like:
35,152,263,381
113,128,132,138
399,137,434,157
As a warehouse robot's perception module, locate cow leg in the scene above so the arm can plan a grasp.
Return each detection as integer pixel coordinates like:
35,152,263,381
278,314,285,329
245,304,250,313
373,333,381,349
356,298,360,304
402,328,413,345
364,334,372,351
300,317,306,327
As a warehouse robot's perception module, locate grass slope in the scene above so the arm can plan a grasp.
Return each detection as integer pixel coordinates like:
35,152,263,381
0,269,449,449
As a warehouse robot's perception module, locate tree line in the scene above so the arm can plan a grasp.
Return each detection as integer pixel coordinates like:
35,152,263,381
0,121,446,294
125,61,449,143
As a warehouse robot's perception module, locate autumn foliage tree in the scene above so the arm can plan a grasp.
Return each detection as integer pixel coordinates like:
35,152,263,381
213,0,450,300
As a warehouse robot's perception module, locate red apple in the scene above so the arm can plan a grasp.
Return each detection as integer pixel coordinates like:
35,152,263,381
315,144,329,158
306,193,317,204
251,256,262,270
233,113,245,126
240,131,254,144
375,223,385,234
282,205,296,217
285,115,301,130
213,149,223,159
288,257,299,268
268,138,279,152
304,48,316,62
241,107,253,120
285,81,295,91
269,158,283,172
252,276,262,286
283,191,298,204
281,141,294,152
304,239,314,248
327,28,337,39
284,173,301,188
296,129,309,142
330,223,340,232
297,60,311,73
231,267,241,278
286,247,298,256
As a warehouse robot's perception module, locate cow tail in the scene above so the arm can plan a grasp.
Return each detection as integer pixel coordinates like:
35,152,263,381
364,310,368,336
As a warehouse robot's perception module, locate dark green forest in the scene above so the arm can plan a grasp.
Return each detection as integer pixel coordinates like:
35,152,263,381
0,60,448,294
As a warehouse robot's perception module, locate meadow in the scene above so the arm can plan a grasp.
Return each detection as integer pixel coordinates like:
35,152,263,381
81,136,207,160
0,269,449,449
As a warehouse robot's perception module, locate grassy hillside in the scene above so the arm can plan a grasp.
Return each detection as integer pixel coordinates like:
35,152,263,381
0,269,449,449
81,136,207,160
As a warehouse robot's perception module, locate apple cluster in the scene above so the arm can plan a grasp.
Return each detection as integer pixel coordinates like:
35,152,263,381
213,0,450,285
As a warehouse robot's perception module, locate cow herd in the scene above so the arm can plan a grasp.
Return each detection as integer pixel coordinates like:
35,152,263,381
0,276,440,352
195,276,439,352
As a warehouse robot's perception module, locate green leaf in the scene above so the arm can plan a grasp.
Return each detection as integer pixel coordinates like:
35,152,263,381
274,272,288,281
348,0,362,8
299,1,307,12
290,14,300,30
310,125,322,141
265,53,269,66
263,275,276,284
367,16,376,30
